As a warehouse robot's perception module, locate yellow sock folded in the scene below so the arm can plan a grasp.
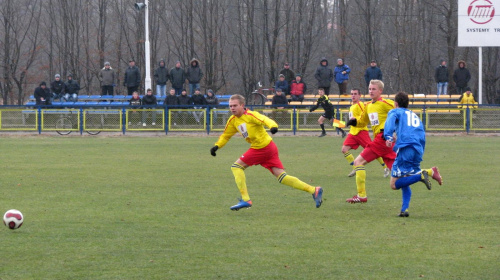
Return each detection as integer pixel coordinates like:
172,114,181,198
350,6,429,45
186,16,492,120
376,157,386,168
231,163,250,201
278,172,315,194
344,152,354,165
354,165,367,197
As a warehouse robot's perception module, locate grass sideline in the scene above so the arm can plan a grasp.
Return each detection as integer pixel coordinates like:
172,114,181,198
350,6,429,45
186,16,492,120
0,135,498,279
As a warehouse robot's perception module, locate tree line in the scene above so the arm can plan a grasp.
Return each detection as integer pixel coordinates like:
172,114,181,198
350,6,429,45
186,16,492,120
0,0,499,105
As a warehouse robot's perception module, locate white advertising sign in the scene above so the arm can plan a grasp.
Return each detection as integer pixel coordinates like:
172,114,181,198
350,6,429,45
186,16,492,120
458,0,500,46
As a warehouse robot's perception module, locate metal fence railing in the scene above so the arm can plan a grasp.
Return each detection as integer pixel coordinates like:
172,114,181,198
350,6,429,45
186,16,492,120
0,104,498,135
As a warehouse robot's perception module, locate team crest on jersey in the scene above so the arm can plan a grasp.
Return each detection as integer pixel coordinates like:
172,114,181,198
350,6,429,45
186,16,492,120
237,123,249,138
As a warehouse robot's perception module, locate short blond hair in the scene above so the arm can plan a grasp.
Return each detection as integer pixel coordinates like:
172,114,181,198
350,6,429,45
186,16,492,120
230,94,246,105
370,79,384,91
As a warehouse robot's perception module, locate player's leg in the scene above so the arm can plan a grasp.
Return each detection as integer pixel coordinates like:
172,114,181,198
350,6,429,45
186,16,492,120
341,144,356,177
318,115,327,137
376,157,390,177
420,166,443,186
273,167,323,208
346,154,369,203
229,159,253,210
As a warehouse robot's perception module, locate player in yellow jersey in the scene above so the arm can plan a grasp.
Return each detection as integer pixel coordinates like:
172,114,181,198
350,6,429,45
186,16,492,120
341,88,390,177
210,94,323,210
345,80,396,203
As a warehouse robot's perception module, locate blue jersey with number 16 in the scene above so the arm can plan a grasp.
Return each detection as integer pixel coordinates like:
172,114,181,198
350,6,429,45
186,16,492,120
383,108,425,155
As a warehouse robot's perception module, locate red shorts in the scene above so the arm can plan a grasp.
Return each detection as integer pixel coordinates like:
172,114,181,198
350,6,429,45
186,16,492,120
240,141,284,173
343,130,371,150
360,133,396,169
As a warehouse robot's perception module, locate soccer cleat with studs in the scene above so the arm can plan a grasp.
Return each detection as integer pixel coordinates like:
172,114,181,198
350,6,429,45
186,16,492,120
346,195,367,204
384,167,391,178
318,132,327,137
420,170,432,190
348,169,356,177
431,166,443,185
398,210,410,217
230,199,252,211
312,187,323,208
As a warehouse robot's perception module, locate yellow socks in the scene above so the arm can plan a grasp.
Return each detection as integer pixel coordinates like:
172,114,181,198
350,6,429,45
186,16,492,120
354,165,367,197
421,168,433,179
344,152,355,165
376,157,386,168
231,163,250,201
278,172,315,194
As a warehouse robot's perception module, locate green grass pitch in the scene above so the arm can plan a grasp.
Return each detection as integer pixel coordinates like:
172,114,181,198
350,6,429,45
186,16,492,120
0,135,498,279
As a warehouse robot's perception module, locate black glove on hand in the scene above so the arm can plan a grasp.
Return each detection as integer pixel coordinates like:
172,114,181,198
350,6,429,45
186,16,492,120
346,118,357,127
270,127,278,134
309,108,313,112
210,146,218,157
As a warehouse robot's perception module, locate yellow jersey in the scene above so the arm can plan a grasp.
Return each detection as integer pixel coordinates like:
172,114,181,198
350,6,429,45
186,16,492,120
215,109,278,149
348,101,369,136
358,98,395,137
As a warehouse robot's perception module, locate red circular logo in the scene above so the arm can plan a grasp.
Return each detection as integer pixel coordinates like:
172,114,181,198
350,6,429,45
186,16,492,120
468,0,495,24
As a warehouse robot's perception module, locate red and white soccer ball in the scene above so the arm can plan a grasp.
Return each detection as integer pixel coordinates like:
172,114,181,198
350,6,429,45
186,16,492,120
3,209,24,230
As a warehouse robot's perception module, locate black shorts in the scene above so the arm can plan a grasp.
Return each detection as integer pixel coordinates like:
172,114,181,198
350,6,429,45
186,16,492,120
322,110,334,120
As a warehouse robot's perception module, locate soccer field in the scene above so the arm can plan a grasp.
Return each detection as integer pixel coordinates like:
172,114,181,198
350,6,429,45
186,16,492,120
0,135,498,279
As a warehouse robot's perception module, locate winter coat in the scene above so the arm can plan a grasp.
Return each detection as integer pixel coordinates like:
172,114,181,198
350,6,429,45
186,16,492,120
205,95,219,106
190,94,207,106
435,65,449,83
165,95,179,106
275,80,289,93
170,66,186,88
453,61,471,88
129,96,142,106
154,60,169,85
100,67,116,86
290,80,307,96
334,63,351,84
65,80,80,94
272,94,288,108
364,66,383,86
279,68,296,84
124,66,141,87
34,86,51,105
50,80,65,94
186,58,203,84
314,58,334,88
178,94,192,108
142,94,157,105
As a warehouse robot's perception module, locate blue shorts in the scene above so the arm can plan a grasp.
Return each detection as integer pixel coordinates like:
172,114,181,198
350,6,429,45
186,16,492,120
391,146,422,178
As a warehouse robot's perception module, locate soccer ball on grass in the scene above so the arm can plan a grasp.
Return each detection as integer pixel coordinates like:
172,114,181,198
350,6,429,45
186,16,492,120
3,209,24,230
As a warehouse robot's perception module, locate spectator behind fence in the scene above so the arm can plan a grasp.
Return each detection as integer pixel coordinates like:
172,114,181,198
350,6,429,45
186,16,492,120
272,88,288,109
206,89,220,123
165,88,180,125
314,57,333,96
154,59,169,97
142,88,158,126
190,87,207,124
34,81,51,105
128,91,142,125
100,61,115,96
453,60,471,96
170,61,185,96
178,89,191,109
50,74,65,101
279,62,295,95
458,87,478,109
187,58,203,96
289,74,306,102
435,59,448,98
275,74,288,95
334,58,350,95
124,59,141,95
364,60,382,87
63,74,80,102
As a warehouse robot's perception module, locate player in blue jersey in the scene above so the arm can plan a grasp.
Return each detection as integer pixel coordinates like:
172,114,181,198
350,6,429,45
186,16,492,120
383,92,443,217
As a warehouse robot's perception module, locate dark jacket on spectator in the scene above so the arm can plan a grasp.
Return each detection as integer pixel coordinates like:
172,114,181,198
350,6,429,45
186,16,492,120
34,82,51,105
129,96,142,106
275,80,289,94
165,94,179,106
100,67,115,86
142,94,157,105
65,79,80,94
453,60,471,88
170,65,186,89
190,93,207,106
186,58,203,84
51,80,65,94
314,58,334,88
124,65,141,87
364,66,383,86
279,68,295,84
435,64,449,83
154,59,169,85
272,94,288,108
178,93,191,108
205,92,219,106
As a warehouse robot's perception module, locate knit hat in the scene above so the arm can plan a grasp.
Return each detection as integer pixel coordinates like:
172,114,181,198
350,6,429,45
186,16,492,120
276,88,282,92
67,73,73,78
207,89,214,94
104,61,110,66
295,73,301,77
195,87,200,91
279,74,285,78
55,74,61,78
40,81,46,86
465,87,471,92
